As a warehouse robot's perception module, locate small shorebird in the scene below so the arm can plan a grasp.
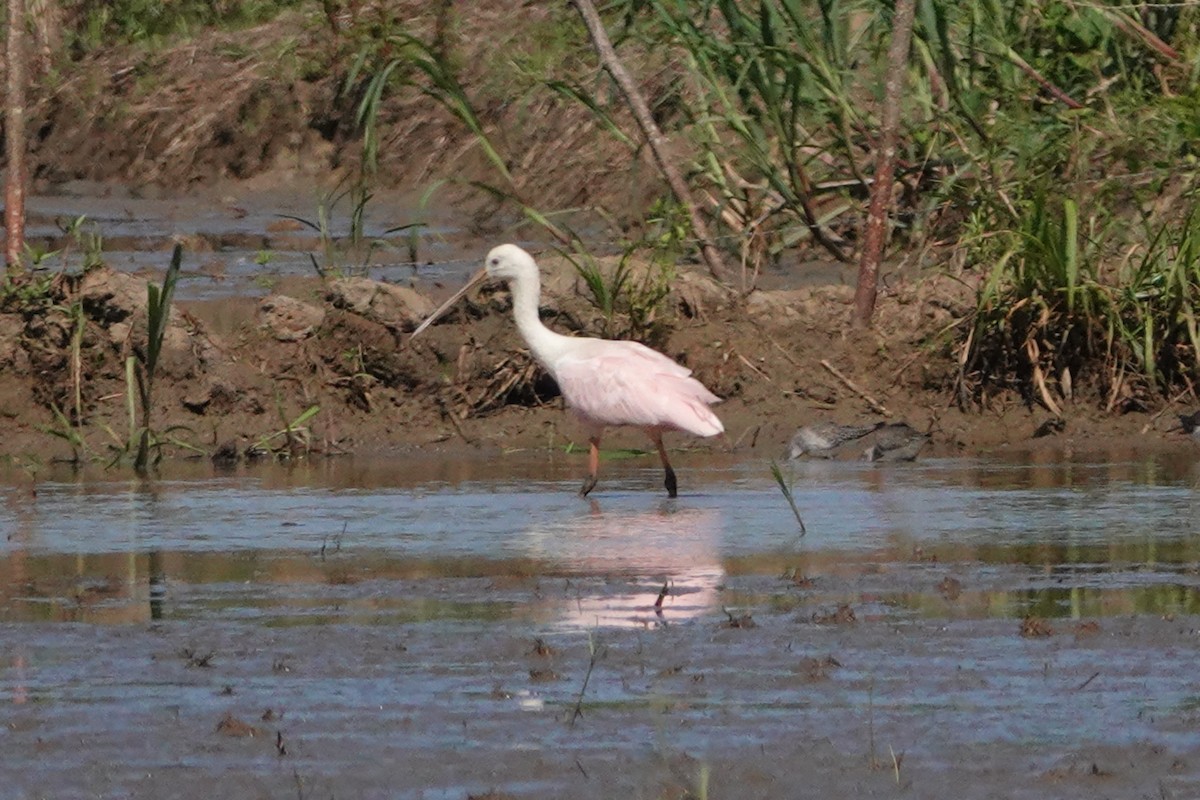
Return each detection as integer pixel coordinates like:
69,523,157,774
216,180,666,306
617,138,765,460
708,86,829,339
412,244,724,498
863,422,931,462
788,421,883,459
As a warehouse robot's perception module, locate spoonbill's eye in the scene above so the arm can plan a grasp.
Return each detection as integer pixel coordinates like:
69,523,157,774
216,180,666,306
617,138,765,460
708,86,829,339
489,258,500,266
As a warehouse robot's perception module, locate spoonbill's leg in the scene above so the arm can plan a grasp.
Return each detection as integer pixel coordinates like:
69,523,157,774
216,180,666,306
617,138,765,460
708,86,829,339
649,430,678,498
579,435,602,497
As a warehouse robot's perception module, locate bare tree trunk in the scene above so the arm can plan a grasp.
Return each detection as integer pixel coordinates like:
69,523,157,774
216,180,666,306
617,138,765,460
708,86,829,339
571,0,732,284
852,0,917,328
4,0,28,271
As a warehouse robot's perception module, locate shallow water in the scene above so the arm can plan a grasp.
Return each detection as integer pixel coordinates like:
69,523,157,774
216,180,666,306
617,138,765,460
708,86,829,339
22,180,856,303
3,452,1200,798
5,452,1200,621
24,180,485,302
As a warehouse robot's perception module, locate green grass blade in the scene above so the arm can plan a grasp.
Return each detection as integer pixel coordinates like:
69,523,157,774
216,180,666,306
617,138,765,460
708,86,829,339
769,460,806,535
1063,198,1078,313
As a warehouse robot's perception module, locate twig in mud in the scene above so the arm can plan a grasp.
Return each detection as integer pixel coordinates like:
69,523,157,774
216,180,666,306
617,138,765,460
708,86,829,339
1142,387,1195,433
575,758,589,779
570,633,605,726
732,424,760,450
889,350,926,386
820,359,891,417
770,461,806,535
722,608,757,628
435,396,478,446
654,581,669,609
1076,671,1100,691
736,352,772,383
768,336,800,367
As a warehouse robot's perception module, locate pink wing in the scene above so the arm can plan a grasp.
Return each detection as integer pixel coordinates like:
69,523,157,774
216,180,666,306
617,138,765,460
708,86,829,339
551,339,724,437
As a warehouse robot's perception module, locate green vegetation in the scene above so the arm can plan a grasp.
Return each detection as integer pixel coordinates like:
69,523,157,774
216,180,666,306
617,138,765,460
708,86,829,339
41,403,86,465
249,402,321,460
769,460,806,535
30,1,1200,410
961,189,1200,412
569,199,688,340
277,177,430,278
0,271,55,313
131,245,183,472
69,0,304,51
58,215,106,272
341,18,576,244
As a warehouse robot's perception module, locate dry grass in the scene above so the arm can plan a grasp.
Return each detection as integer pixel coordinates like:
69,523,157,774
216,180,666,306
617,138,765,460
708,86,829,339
34,17,317,183
444,349,556,418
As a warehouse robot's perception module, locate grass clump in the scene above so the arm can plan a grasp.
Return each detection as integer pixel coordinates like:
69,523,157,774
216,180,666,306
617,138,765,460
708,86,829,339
960,184,1200,412
69,0,305,51
569,198,689,341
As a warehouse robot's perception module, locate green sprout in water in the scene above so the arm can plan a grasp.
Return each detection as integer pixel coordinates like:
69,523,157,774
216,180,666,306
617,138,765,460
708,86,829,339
770,460,806,535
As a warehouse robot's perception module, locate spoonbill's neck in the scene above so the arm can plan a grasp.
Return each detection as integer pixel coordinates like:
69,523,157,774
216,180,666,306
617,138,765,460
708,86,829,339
506,268,567,367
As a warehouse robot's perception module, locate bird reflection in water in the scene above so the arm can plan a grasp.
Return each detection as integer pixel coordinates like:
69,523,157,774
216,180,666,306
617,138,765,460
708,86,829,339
521,504,725,630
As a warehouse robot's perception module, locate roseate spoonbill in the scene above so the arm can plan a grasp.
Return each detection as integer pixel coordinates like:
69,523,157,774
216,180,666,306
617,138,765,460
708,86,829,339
863,422,931,462
411,244,724,497
788,421,883,459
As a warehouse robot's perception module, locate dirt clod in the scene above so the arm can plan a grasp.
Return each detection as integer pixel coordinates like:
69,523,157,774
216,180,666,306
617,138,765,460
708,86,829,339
723,611,757,629
812,604,857,625
1020,616,1054,637
937,576,963,600
215,713,263,738
259,294,325,342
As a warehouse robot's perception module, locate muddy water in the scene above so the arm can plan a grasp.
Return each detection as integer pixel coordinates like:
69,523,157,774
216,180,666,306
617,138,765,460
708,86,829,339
3,452,1200,799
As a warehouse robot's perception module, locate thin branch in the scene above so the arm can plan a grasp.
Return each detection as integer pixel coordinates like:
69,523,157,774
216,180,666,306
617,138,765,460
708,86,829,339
1095,6,1180,62
571,0,733,284
1003,47,1085,110
820,359,892,417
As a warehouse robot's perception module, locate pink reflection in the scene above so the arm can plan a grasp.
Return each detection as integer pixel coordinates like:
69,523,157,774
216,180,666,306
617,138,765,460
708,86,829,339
523,505,725,629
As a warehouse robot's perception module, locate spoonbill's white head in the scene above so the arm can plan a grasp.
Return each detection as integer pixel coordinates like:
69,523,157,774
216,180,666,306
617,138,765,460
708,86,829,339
484,243,539,284
410,244,540,338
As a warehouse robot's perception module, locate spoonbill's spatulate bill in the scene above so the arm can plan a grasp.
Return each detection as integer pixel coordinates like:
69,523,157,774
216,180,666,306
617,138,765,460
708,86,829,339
411,244,724,497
